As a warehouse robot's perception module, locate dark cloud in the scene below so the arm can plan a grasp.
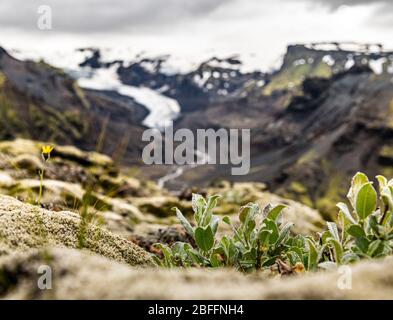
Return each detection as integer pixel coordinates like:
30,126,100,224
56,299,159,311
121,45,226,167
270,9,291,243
0,0,228,33
1,0,392,36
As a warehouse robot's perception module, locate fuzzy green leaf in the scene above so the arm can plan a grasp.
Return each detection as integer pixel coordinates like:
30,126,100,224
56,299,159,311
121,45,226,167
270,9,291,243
259,229,272,245
266,204,287,222
307,239,318,270
210,215,220,235
174,207,194,237
376,175,388,192
367,240,384,257
192,193,206,224
346,224,366,238
194,226,214,252
222,216,231,225
327,222,340,242
276,222,294,244
347,172,369,208
264,219,279,244
336,202,357,224
206,195,221,212
328,239,343,264
355,182,377,220
354,237,370,253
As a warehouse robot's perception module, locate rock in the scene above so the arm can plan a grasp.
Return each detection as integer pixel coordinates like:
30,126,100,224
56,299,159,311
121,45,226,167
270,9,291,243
12,154,43,172
0,171,14,188
0,195,154,266
105,198,145,220
0,139,40,157
98,175,141,197
1,247,392,299
256,191,324,234
52,145,113,168
17,179,86,208
134,196,193,218
129,225,194,254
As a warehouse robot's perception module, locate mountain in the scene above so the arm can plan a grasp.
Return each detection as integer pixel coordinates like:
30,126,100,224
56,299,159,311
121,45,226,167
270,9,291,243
0,47,148,163
2,43,393,216
172,43,393,216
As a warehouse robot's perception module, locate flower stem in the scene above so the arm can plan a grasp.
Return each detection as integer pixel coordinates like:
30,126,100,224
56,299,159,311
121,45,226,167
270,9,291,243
38,167,45,205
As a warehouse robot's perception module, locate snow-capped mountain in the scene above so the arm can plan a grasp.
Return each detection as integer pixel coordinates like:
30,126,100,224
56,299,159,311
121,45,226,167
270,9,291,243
3,42,393,202
9,47,267,128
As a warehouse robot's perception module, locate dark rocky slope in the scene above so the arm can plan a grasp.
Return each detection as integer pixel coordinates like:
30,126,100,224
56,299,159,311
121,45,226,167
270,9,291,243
0,48,147,163
172,47,393,216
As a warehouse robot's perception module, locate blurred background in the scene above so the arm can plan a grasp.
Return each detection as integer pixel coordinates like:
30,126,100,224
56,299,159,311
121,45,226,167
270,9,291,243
1,0,393,218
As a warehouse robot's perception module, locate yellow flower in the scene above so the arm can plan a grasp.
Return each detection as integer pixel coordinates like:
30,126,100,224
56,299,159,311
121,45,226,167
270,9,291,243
41,145,54,155
41,145,54,162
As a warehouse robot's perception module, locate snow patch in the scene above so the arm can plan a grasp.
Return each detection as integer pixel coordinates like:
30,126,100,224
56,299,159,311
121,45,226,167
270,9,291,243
207,59,240,70
305,43,383,53
369,57,387,75
293,59,306,66
193,71,212,87
322,55,335,67
345,55,355,70
388,62,393,74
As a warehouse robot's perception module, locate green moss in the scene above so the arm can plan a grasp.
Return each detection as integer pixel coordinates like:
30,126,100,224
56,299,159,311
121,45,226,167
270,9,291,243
314,172,347,220
386,99,393,129
381,166,393,179
0,91,26,137
379,145,393,159
263,64,311,95
72,81,91,109
263,61,332,95
290,181,308,194
310,62,332,78
28,104,87,142
295,150,317,166
36,60,66,76
298,194,314,208
280,185,313,210
0,72,6,88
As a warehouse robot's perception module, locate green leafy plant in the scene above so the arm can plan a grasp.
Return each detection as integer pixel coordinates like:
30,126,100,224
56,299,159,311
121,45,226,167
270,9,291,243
153,172,393,274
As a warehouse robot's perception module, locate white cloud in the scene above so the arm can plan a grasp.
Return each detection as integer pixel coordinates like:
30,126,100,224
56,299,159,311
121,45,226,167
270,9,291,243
0,0,392,71
0,0,228,33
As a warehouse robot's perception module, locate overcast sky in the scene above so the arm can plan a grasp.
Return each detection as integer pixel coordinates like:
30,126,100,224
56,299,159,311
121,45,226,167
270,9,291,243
0,0,392,69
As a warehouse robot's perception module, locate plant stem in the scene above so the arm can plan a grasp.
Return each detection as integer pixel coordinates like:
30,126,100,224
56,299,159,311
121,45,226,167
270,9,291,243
38,167,45,205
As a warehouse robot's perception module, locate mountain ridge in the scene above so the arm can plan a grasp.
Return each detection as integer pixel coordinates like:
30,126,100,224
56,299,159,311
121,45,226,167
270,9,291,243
2,42,393,216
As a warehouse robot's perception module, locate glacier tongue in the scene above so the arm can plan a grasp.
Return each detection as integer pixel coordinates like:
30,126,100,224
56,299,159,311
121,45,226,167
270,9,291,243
77,65,180,130
121,86,180,129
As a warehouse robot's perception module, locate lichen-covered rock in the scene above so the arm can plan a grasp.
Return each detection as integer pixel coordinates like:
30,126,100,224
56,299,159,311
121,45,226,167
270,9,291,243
0,171,14,188
52,144,113,168
133,196,193,218
11,154,43,172
0,139,40,157
1,247,392,299
0,195,154,267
